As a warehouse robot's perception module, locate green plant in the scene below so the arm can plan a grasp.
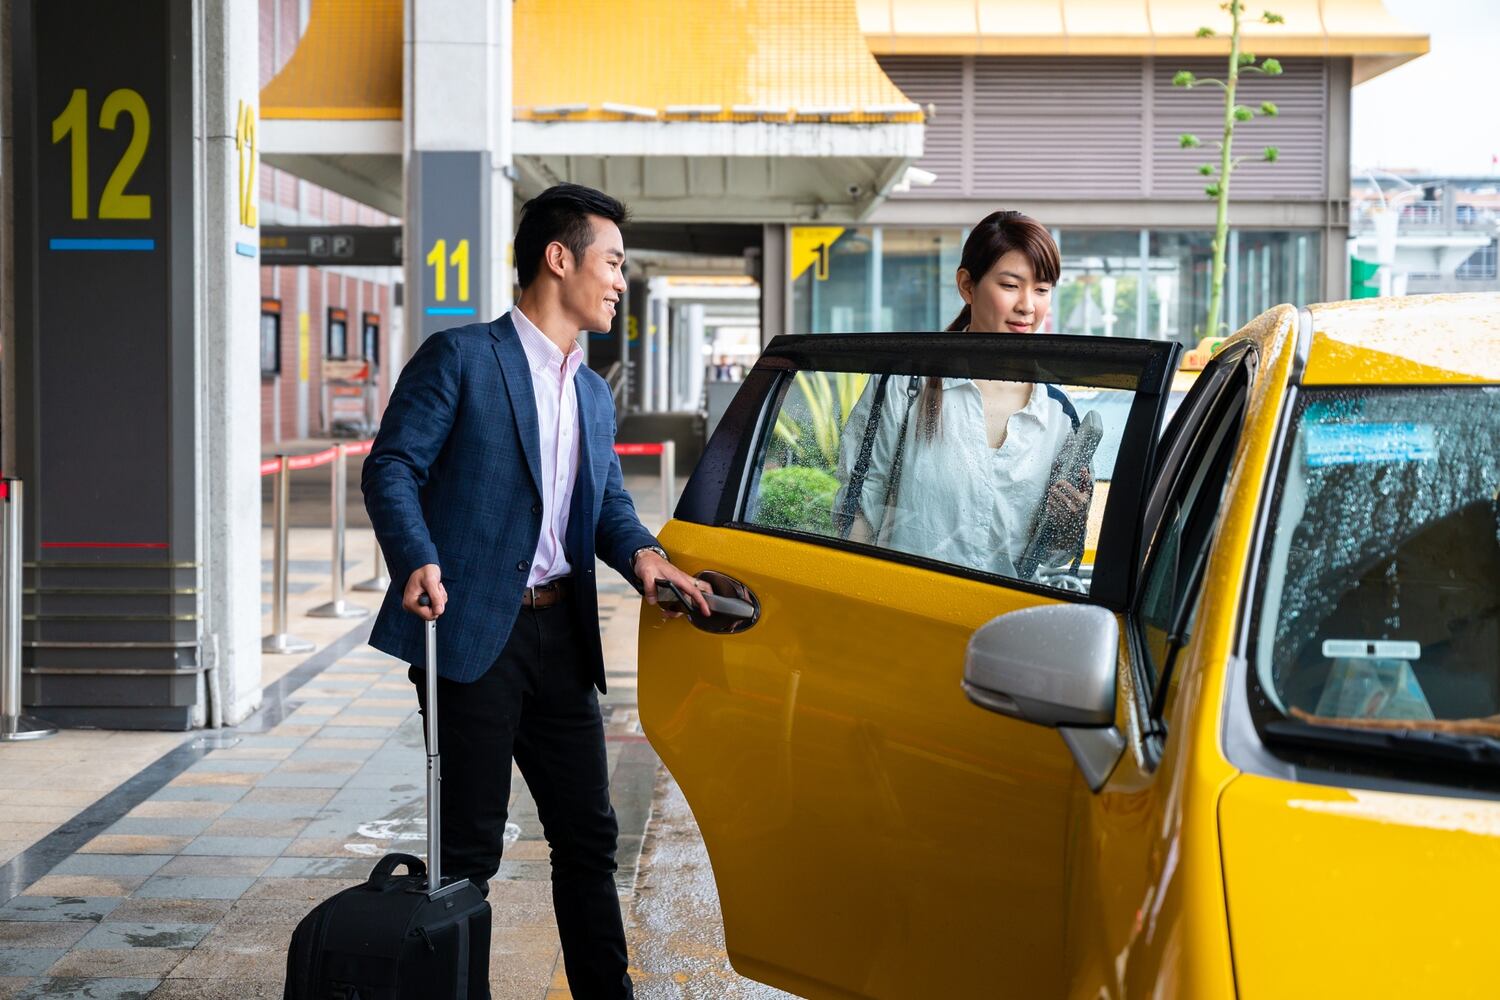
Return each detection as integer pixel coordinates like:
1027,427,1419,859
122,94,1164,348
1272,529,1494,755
755,465,841,534
1175,3,1285,338
772,371,870,471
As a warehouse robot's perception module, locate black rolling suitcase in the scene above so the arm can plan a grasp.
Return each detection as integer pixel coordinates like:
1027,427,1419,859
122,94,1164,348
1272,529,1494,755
285,601,491,999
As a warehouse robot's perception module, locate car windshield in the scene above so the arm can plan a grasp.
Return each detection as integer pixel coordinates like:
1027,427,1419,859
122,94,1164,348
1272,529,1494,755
1251,386,1500,752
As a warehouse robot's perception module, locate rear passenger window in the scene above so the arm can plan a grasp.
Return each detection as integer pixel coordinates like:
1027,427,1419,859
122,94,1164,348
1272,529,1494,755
742,359,1150,597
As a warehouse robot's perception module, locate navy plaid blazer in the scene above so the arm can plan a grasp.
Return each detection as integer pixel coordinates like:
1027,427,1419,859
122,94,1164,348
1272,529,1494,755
361,314,658,688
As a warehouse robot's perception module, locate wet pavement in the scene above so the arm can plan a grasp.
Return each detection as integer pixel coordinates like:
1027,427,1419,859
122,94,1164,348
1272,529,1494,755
0,468,793,999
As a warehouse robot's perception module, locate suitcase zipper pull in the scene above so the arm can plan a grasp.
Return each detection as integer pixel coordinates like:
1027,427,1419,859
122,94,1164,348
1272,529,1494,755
416,924,437,953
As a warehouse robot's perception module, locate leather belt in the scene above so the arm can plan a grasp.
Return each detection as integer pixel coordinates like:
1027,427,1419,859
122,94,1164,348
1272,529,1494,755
521,578,570,609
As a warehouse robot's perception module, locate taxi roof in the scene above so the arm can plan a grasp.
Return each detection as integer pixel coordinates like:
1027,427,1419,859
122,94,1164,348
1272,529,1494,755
1302,293,1500,386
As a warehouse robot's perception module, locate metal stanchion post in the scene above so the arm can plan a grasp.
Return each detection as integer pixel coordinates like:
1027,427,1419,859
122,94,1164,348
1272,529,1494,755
661,440,676,520
1,480,56,741
352,530,391,593
262,457,315,653
309,443,368,619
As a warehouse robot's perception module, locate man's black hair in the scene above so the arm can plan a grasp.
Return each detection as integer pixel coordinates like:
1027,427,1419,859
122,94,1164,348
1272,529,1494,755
514,183,629,288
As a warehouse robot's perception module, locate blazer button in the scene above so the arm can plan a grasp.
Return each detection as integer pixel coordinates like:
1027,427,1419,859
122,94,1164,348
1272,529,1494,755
531,503,542,515
517,559,529,571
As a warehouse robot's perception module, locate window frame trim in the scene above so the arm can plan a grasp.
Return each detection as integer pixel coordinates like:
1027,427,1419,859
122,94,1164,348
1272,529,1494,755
676,332,1181,612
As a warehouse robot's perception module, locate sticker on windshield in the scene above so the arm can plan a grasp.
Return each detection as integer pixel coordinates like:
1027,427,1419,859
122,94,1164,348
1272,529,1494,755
1304,422,1436,468
1321,639,1422,660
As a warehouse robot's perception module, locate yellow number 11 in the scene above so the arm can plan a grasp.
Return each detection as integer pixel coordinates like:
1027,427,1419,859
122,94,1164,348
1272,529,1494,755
425,238,471,302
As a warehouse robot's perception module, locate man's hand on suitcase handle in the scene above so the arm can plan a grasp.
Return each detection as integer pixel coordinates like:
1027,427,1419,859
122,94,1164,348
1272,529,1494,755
404,564,445,620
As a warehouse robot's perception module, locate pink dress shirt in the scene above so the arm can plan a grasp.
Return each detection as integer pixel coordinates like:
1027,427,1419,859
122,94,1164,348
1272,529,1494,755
511,306,585,587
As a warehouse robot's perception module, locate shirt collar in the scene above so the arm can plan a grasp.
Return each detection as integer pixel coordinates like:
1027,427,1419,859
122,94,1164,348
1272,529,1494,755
511,306,584,378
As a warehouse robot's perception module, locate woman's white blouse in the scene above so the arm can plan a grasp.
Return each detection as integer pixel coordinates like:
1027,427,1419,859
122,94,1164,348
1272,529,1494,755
834,376,1076,578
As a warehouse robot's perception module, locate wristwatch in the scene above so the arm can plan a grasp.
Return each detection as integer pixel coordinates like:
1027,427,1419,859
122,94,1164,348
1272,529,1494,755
632,544,668,569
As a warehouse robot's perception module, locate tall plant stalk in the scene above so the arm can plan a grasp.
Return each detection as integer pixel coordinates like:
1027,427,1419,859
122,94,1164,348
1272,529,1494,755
1175,3,1285,338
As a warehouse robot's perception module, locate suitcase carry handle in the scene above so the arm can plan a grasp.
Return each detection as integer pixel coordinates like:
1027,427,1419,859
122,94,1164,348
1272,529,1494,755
417,593,444,895
367,852,426,889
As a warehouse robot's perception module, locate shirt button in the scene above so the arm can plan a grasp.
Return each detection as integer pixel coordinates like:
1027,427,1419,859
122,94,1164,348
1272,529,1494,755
517,559,529,571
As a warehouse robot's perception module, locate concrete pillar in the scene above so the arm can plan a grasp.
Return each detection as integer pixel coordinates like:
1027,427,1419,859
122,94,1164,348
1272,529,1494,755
198,0,263,724
404,0,513,355
4,0,259,728
683,303,705,412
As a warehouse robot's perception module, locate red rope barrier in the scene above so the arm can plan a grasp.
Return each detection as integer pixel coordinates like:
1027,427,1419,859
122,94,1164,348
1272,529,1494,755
258,439,669,473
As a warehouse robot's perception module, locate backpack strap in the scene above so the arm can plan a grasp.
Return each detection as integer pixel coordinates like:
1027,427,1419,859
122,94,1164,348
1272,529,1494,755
835,374,892,539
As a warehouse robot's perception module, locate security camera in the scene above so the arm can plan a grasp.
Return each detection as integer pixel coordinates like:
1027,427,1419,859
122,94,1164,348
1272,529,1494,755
846,183,862,197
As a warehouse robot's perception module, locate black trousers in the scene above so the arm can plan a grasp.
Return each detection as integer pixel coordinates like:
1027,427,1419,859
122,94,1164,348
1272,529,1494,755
410,595,632,1000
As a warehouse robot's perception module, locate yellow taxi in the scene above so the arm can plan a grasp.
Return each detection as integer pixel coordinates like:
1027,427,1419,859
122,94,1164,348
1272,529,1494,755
638,293,1500,999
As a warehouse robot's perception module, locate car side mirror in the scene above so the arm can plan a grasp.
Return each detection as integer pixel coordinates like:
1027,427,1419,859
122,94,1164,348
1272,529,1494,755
962,603,1125,791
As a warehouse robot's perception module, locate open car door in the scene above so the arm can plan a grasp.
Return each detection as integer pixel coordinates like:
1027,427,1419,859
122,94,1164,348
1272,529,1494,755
638,333,1179,999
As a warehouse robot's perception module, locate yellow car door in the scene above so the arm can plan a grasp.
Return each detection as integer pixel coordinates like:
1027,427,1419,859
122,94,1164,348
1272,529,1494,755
638,332,1181,999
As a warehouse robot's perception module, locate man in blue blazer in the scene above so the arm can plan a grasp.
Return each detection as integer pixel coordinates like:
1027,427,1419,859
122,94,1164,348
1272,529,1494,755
363,183,708,999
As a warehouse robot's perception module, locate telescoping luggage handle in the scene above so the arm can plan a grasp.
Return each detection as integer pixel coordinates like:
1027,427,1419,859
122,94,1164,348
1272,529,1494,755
417,594,467,900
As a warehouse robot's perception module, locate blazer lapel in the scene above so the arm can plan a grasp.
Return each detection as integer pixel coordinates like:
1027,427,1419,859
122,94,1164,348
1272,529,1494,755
566,375,599,563
490,316,543,497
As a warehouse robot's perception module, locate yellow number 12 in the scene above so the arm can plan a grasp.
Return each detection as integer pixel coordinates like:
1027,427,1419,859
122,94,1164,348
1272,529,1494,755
51,87,152,221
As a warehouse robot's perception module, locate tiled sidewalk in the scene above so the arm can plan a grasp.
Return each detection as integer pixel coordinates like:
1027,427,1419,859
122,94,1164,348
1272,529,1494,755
0,619,656,999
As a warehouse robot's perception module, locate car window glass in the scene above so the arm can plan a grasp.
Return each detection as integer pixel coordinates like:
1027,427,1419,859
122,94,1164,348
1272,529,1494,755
742,368,1140,595
1252,387,1500,735
1137,408,1241,696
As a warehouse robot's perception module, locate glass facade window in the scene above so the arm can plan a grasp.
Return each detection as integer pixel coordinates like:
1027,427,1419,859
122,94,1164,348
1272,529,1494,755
792,226,1321,346
1055,231,1146,339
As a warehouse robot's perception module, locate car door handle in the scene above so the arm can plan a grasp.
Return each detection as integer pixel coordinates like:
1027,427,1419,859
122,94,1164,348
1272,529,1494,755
653,571,760,634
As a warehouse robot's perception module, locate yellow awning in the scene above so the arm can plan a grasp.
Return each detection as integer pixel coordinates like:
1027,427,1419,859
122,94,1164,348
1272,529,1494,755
261,0,402,120
515,0,921,123
859,0,1428,81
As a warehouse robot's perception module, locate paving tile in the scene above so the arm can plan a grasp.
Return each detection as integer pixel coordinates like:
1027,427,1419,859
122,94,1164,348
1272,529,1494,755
134,876,257,901
215,898,316,929
253,771,348,789
12,978,160,999
144,978,285,999
263,724,321,739
101,899,232,926
184,758,278,775
147,786,248,804
303,738,383,751
179,836,292,857
201,817,309,839
219,802,320,822
163,949,284,981
237,787,335,807
101,818,215,838
123,801,230,821
260,857,374,879
309,726,396,740
202,747,294,762
285,747,376,763
238,878,356,902
45,947,186,978
43,857,171,880
164,772,259,788
0,951,64,976
273,759,361,775
0,898,122,923
280,838,387,859
0,924,90,950
154,856,272,878
327,714,406,728
21,876,143,899
0,980,28,1000
77,836,193,856
74,922,211,951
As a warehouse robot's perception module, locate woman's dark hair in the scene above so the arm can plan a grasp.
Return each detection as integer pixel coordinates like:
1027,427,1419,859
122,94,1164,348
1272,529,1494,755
514,183,630,288
919,210,1060,439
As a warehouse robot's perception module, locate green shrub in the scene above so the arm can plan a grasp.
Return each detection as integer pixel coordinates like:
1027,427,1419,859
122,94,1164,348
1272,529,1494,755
756,465,840,534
